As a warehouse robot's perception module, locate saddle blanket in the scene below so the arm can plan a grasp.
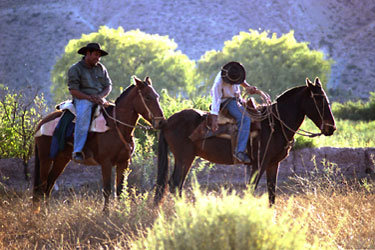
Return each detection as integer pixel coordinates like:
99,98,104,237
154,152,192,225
35,100,110,137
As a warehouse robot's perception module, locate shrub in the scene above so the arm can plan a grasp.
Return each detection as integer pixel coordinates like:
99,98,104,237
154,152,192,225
131,185,326,250
0,86,48,168
332,91,375,121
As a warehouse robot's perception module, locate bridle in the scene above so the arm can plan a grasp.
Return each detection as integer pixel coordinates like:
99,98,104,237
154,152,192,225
136,89,165,127
272,88,334,141
101,85,164,152
309,90,335,132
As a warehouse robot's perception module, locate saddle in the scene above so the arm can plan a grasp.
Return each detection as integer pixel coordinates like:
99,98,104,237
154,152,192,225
35,100,113,163
189,98,262,164
35,100,111,137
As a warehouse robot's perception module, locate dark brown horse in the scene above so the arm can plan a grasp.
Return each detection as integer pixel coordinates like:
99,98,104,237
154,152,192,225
33,76,165,211
154,77,336,205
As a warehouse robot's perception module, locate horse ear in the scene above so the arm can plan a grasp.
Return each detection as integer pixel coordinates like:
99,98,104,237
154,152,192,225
314,77,322,87
305,77,313,87
133,75,144,88
144,76,152,86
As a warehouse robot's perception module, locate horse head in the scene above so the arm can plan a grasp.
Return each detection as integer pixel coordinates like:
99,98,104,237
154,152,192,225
305,77,336,136
133,76,165,129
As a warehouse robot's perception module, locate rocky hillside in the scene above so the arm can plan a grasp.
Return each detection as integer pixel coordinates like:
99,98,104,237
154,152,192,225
1,0,374,101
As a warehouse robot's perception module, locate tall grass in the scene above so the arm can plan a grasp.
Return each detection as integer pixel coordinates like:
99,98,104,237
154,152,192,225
1,168,374,250
280,159,375,249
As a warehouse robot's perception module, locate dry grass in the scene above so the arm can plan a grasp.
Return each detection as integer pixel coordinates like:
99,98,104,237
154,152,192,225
0,175,374,249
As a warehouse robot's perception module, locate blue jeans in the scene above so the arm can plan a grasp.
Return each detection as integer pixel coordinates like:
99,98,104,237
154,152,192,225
73,99,94,154
224,99,251,154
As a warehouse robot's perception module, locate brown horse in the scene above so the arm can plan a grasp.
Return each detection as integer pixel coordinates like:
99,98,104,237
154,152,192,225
33,76,165,211
154,77,336,205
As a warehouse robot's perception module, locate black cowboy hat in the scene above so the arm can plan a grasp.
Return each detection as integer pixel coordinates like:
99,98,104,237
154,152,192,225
77,43,108,56
221,61,246,85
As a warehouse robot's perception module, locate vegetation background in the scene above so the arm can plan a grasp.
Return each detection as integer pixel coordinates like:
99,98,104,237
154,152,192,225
1,0,375,102
0,1,375,249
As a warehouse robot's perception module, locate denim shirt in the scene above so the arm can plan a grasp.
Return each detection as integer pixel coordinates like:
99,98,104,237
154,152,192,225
68,60,112,96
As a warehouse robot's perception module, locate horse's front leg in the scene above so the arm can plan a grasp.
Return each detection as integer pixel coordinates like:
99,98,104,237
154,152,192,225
115,159,130,198
266,162,280,206
100,162,113,212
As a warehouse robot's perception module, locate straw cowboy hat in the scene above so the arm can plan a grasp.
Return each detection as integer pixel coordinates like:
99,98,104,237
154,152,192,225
77,43,108,56
221,61,246,85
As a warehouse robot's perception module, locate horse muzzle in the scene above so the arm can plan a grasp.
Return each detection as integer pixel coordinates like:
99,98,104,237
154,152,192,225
321,122,336,136
152,117,166,129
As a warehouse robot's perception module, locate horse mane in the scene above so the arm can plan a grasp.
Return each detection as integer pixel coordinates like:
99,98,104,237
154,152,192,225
275,85,306,103
115,84,136,105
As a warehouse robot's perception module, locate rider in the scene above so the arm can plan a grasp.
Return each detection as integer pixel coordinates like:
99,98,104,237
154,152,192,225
68,43,112,163
210,61,270,163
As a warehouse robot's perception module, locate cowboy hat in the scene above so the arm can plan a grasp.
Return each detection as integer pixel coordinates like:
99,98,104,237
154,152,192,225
221,61,246,85
77,43,108,56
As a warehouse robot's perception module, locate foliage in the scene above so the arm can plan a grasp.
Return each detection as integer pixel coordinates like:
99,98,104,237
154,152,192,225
293,136,316,150
197,30,333,99
131,184,324,250
331,92,375,121
51,26,197,103
0,86,48,166
160,89,211,118
296,119,375,148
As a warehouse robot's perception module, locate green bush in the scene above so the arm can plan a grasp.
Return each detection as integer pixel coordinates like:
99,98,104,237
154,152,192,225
332,92,375,121
51,26,197,103
0,86,48,166
131,186,327,250
197,30,333,99
293,136,316,150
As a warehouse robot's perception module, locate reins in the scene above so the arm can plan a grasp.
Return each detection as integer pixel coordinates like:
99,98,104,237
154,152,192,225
100,86,162,151
101,88,158,131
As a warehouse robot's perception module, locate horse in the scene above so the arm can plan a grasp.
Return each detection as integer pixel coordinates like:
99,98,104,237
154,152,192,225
154,77,336,206
33,76,165,211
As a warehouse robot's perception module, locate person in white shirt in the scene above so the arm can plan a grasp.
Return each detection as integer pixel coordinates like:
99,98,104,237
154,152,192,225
210,61,270,163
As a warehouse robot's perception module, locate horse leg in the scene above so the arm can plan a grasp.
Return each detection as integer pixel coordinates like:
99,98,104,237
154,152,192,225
33,138,53,203
170,153,195,197
45,152,71,197
247,164,258,187
101,162,113,212
115,159,130,198
266,162,280,206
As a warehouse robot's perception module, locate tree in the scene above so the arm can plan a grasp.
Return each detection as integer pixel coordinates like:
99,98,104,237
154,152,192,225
197,30,333,99
51,26,197,103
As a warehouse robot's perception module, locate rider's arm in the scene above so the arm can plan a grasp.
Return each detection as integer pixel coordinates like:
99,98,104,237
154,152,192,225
210,72,223,115
97,85,112,99
241,81,271,104
241,81,258,95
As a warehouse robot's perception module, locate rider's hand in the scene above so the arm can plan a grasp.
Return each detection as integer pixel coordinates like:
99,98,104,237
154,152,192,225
246,86,258,95
90,95,106,105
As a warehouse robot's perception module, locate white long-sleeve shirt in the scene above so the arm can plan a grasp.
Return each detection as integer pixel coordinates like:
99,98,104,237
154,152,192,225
210,71,240,115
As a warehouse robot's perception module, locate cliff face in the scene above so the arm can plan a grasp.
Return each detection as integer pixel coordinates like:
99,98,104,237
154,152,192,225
1,0,374,101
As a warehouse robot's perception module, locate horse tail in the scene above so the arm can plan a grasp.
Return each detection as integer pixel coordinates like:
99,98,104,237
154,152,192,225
33,143,41,194
154,129,169,206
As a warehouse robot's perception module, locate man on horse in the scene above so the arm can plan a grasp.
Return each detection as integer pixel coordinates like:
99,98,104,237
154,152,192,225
68,42,112,163
210,61,270,163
